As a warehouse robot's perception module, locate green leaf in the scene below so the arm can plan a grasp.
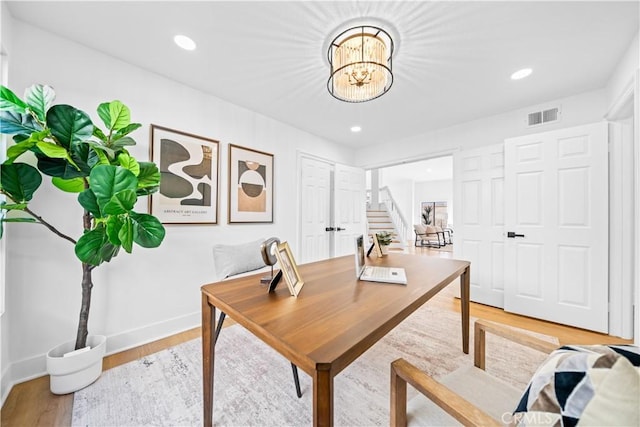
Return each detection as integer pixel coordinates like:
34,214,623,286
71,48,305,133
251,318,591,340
75,227,114,266
46,104,93,149
93,126,108,142
89,165,137,212
108,101,130,131
88,141,116,160
105,215,123,245
24,84,55,122
113,123,141,140
97,102,111,130
131,211,165,248
89,148,110,168
6,140,37,163
118,216,134,253
36,155,85,179
36,141,70,159
0,110,42,134
2,217,37,223
97,101,130,132
0,202,27,211
111,136,136,150
52,177,85,193
78,189,101,217
0,163,42,202
136,162,160,188
117,152,140,176
102,189,137,215
0,86,28,113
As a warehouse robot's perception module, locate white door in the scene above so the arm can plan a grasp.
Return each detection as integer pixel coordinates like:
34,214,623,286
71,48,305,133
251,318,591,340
453,144,505,308
504,122,608,333
334,164,366,257
299,156,332,264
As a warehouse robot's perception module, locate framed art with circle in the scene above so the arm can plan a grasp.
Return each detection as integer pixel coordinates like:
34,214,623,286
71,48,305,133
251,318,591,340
228,144,274,223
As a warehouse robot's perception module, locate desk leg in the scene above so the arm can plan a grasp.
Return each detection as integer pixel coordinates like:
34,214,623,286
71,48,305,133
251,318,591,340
202,294,215,427
460,266,470,354
313,367,333,427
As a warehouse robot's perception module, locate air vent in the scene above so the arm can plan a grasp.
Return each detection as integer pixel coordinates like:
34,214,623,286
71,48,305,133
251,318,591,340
527,106,561,127
528,111,543,126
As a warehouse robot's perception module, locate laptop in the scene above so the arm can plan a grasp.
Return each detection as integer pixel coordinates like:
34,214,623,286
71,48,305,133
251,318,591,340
354,235,407,285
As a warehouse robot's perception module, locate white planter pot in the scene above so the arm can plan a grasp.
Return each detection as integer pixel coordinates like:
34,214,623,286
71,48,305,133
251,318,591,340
46,334,106,395
381,245,389,256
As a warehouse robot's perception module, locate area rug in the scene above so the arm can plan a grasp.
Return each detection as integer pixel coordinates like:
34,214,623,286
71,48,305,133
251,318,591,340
72,306,557,426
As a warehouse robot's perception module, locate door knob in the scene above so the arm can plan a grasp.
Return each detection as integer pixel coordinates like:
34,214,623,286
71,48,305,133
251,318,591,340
507,232,525,238
325,227,335,232
336,227,346,231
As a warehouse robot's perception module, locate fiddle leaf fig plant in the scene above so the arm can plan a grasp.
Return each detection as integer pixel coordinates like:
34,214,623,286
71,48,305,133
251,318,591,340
0,84,165,350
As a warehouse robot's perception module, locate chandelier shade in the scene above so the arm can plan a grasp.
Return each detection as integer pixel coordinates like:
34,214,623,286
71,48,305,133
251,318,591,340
327,25,394,103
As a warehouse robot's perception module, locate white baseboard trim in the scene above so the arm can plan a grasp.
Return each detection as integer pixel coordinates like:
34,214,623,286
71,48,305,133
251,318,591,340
1,311,200,407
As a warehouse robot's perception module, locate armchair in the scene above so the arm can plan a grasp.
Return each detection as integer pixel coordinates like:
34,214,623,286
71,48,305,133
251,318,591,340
391,320,640,426
390,319,557,426
413,224,444,248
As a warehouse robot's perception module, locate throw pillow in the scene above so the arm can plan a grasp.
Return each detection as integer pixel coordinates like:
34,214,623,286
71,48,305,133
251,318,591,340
212,238,266,280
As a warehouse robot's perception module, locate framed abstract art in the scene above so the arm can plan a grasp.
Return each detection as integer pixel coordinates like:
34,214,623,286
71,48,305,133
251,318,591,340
149,125,219,224
228,144,274,223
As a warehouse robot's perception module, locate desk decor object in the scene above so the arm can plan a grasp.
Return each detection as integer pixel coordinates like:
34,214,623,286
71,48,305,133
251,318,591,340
150,125,219,224
228,144,273,223
260,237,282,292
274,241,304,296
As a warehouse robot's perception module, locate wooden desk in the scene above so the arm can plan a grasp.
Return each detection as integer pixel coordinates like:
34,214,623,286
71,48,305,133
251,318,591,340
201,253,470,427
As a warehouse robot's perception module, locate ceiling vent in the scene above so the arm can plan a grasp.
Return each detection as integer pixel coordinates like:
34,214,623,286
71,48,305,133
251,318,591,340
526,106,561,127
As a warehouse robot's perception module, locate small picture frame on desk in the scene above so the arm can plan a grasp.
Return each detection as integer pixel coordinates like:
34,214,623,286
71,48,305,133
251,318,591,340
275,241,304,297
372,233,383,258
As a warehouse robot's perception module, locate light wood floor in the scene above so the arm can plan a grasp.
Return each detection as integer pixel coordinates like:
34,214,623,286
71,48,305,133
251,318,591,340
1,245,632,427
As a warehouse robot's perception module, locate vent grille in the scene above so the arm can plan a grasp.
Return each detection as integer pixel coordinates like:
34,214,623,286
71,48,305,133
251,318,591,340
528,111,543,126
527,107,560,127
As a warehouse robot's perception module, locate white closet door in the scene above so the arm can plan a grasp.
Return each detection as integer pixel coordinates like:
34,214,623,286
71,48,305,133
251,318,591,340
299,156,332,264
453,144,505,308
334,164,366,257
504,122,608,333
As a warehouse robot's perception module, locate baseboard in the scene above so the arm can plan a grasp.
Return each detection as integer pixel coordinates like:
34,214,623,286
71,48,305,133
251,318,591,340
105,311,200,356
1,311,200,406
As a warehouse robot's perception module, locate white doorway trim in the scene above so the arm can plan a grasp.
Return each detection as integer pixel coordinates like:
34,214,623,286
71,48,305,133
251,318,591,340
605,71,639,343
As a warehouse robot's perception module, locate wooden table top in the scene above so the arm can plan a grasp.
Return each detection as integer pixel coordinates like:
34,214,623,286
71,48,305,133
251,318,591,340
201,253,470,377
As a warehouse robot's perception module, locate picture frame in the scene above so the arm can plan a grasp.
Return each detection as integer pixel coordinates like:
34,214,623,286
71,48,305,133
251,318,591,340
274,241,304,297
149,124,219,224
372,233,383,258
228,144,274,223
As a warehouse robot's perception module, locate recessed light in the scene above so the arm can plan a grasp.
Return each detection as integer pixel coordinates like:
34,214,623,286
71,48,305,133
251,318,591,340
174,34,196,51
511,68,532,80
350,126,362,133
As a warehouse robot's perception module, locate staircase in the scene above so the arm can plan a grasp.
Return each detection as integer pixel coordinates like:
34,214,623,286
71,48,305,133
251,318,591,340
366,207,405,251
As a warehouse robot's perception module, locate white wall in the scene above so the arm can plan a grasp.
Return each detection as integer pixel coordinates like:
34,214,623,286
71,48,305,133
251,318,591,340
355,89,608,168
606,32,639,113
1,18,354,399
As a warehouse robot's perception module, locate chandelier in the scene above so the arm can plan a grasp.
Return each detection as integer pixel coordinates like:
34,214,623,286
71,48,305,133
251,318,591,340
327,25,394,103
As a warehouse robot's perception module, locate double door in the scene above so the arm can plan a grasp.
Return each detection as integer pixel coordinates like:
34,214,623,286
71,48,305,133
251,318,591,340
454,122,609,333
299,155,366,264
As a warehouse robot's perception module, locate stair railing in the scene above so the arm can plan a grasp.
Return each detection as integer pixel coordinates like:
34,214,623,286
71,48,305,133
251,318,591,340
379,186,410,246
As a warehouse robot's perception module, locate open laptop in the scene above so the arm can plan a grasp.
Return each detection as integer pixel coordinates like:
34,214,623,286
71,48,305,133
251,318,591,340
354,235,407,285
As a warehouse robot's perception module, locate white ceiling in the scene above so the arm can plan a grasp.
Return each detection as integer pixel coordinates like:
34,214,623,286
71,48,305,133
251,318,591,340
5,1,639,151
